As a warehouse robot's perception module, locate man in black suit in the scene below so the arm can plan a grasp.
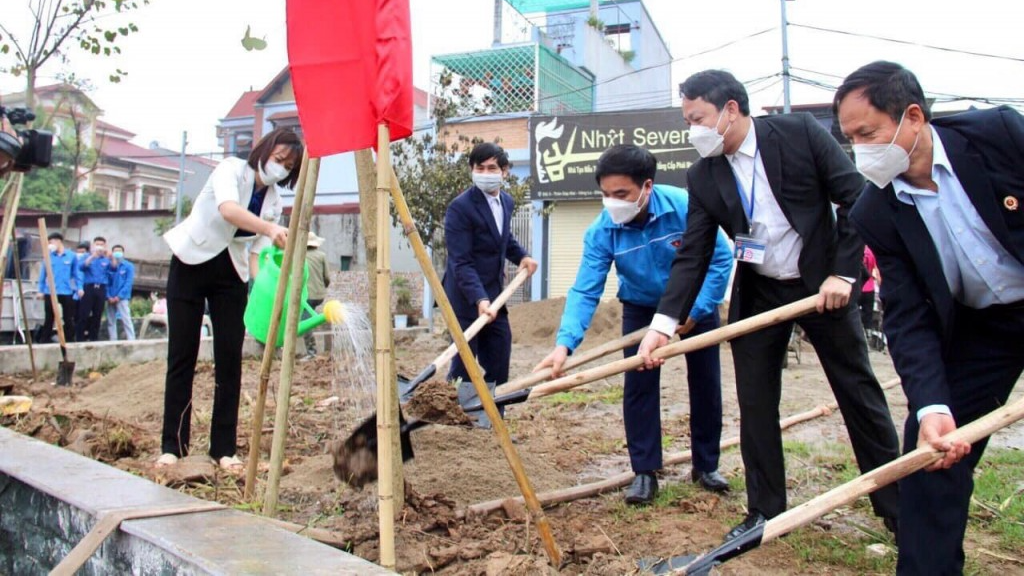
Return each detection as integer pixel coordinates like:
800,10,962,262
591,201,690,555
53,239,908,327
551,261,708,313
442,142,537,426
637,69,900,542
836,61,1024,575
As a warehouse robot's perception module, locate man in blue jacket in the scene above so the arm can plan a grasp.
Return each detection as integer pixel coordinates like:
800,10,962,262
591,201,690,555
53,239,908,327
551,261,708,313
106,243,136,341
37,232,80,343
442,142,538,427
76,236,111,341
535,145,734,504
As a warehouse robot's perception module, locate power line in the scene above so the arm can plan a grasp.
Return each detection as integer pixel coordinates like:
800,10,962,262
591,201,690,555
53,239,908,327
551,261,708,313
790,23,1024,63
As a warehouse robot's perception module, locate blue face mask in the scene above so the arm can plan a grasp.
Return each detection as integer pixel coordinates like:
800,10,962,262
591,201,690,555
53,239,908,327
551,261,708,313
113,251,124,260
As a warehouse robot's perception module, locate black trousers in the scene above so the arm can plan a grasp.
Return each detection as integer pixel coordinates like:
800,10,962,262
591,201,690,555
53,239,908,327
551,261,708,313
38,293,75,344
76,283,106,341
161,250,248,459
303,298,323,354
897,304,1023,575
731,272,900,519
858,289,876,331
447,312,511,386
622,301,723,474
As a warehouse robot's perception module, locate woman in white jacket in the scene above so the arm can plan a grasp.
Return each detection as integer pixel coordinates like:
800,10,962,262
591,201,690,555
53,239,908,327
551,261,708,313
158,128,302,471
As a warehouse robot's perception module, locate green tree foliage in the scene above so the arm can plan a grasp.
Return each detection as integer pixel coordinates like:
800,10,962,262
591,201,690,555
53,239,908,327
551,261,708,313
391,70,530,264
0,0,151,107
21,96,108,221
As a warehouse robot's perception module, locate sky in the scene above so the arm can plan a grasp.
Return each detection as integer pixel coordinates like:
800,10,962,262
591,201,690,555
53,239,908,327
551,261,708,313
2,0,1021,156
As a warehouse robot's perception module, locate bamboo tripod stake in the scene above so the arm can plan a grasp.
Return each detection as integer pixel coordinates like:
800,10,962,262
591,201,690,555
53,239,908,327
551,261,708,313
244,150,311,499
385,163,563,566
0,174,25,311
375,125,398,570
263,157,321,516
11,233,37,380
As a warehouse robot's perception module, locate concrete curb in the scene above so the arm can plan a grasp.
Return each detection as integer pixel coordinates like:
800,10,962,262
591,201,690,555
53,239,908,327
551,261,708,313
0,427,393,575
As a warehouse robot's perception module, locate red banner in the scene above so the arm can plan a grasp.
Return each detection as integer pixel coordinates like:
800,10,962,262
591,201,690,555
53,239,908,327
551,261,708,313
287,0,413,157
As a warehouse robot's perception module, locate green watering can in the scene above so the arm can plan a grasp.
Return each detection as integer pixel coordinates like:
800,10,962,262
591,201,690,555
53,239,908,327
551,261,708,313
244,245,344,348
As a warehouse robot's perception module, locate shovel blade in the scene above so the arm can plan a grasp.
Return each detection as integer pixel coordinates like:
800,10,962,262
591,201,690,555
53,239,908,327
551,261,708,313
56,361,75,387
636,555,700,575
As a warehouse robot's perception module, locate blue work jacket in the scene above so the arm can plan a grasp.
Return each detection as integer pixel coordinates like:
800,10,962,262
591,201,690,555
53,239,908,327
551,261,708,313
107,259,135,300
39,249,79,296
556,184,733,352
81,255,111,285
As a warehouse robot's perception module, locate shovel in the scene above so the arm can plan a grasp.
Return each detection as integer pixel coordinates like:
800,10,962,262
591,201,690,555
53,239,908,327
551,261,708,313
639,394,1024,575
397,268,530,402
334,269,530,486
489,296,820,407
38,219,74,386
332,388,534,487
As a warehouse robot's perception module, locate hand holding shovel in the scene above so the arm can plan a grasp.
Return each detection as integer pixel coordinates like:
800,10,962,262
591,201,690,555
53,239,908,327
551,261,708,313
642,394,1024,575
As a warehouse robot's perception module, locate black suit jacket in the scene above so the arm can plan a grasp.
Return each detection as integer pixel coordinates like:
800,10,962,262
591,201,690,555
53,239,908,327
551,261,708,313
850,106,1024,411
658,112,866,323
442,186,528,319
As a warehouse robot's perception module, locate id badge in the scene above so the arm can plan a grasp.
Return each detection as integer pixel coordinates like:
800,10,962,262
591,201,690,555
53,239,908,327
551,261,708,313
734,234,767,265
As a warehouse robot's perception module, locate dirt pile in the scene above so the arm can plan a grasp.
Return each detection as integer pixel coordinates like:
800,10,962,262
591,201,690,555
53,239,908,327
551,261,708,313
405,379,472,426
508,297,623,349
75,361,168,424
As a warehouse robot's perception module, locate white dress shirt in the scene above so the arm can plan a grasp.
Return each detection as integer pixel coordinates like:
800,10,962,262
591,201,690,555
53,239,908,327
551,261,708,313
726,123,803,280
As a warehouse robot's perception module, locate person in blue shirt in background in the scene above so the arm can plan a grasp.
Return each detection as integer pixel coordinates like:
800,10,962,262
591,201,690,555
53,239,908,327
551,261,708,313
76,236,111,341
71,241,89,334
106,243,136,341
37,232,79,343
534,145,734,505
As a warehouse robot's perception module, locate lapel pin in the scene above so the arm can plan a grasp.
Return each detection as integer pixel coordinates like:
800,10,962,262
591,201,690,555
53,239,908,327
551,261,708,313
1004,196,1019,211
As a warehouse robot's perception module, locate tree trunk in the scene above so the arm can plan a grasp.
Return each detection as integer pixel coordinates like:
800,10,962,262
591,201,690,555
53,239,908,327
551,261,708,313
25,68,36,112
354,148,404,508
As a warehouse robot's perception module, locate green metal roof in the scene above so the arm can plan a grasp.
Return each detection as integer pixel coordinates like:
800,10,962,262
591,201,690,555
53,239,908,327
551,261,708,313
505,0,626,14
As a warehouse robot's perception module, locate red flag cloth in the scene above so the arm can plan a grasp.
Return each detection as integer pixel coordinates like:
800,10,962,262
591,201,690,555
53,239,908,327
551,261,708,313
287,0,413,157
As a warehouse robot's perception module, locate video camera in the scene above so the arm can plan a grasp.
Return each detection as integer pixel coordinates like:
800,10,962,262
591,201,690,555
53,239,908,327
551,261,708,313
0,106,53,173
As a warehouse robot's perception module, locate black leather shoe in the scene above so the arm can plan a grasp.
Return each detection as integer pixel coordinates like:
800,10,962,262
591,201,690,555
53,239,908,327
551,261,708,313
691,469,730,493
724,512,767,543
624,472,658,506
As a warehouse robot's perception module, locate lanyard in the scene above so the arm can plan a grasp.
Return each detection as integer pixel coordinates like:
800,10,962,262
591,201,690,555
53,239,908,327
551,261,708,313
734,148,759,221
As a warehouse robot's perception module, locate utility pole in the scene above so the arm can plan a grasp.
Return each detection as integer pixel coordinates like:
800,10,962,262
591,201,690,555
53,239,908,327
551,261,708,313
780,0,792,113
175,131,187,224
493,0,502,46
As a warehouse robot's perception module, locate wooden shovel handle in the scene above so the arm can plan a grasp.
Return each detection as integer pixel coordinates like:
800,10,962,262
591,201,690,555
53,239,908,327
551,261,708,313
497,325,648,396
430,267,530,370
761,394,1024,543
529,295,819,398
37,219,68,349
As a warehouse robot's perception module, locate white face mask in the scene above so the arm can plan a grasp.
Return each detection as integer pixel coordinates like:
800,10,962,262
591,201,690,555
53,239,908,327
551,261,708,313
259,160,290,187
48,243,58,253
472,172,503,194
689,107,733,158
603,185,650,225
852,111,919,188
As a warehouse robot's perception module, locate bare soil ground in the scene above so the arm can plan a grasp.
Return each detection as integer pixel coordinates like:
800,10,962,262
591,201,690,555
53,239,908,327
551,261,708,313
3,297,1023,575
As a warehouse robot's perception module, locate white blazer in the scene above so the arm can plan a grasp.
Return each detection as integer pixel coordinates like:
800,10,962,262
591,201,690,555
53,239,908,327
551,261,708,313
164,157,284,282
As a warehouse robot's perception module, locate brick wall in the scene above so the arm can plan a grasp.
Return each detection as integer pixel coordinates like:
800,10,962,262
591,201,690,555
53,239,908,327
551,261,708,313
323,270,425,314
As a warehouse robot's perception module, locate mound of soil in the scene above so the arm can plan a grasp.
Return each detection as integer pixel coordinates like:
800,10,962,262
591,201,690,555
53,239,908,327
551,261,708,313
508,297,623,349
404,379,472,426
75,361,169,424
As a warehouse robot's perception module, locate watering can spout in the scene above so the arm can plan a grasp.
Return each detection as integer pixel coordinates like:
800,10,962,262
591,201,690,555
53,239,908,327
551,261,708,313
296,300,344,338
